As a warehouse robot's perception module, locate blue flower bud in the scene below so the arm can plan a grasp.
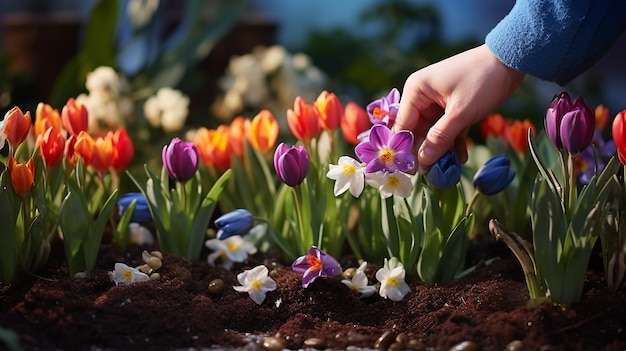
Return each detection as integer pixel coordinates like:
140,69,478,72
427,151,461,188
473,154,515,195
117,192,151,223
215,209,254,240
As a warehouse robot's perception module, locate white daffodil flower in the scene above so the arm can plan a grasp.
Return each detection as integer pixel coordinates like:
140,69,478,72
365,171,413,198
233,265,277,305
375,258,411,301
326,156,366,197
341,261,377,298
110,263,150,285
205,235,257,270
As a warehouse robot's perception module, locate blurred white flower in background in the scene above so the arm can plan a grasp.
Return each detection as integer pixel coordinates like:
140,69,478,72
212,45,327,124
143,87,190,133
77,66,134,137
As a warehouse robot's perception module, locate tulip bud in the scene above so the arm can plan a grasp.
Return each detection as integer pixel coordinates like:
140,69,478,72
341,102,371,146
214,209,254,240
545,92,595,154
9,157,35,196
612,110,626,165
315,91,343,131
245,109,279,153
110,128,134,171
38,127,66,168
427,151,461,188
273,142,309,187
473,154,515,195
287,96,322,142
117,192,152,223
61,98,89,136
2,106,32,150
34,102,61,138
162,137,198,183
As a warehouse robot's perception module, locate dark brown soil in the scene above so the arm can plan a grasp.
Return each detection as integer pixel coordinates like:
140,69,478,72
1,235,625,351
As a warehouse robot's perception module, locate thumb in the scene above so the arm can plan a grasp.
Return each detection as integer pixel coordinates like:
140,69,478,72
417,111,467,167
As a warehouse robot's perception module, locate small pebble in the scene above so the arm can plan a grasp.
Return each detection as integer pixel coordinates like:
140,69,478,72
208,279,224,295
448,340,479,351
303,337,325,349
262,336,286,351
147,256,162,270
142,250,153,263
375,331,397,350
346,332,368,343
506,340,523,351
149,272,161,281
407,338,426,351
150,250,163,259
388,341,405,351
395,332,409,345
539,345,556,351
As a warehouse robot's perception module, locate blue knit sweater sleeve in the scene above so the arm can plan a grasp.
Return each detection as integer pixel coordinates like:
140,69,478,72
485,0,626,85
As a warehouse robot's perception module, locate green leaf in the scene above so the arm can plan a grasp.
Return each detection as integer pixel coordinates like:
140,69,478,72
83,189,119,274
0,173,18,283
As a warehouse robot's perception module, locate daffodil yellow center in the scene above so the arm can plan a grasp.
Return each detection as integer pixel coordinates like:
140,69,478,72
306,255,322,271
227,242,239,252
386,277,400,287
379,148,395,163
123,270,133,282
251,280,262,290
386,176,400,189
342,164,356,175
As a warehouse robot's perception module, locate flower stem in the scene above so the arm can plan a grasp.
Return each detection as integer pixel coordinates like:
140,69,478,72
567,154,577,214
465,190,480,217
293,185,307,250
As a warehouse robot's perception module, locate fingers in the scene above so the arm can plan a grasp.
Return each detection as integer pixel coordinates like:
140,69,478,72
417,107,469,167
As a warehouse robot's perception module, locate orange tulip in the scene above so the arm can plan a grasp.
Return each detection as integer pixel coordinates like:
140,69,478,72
314,91,343,131
110,128,134,171
9,157,34,196
38,126,66,168
90,135,113,173
229,117,247,159
506,119,535,153
595,104,610,131
194,126,232,172
287,96,322,142
340,102,370,145
246,109,279,153
61,98,89,136
2,106,32,150
73,131,95,166
480,113,509,141
34,102,61,138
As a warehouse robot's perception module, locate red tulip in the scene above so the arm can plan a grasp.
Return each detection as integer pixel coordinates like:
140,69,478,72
9,157,35,196
612,110,626,165
481,113,509,141
506,119,535,153
61,98,89,136
38,126,66,168
110,128,134,171
315,91,343,131
2,106,31,150
287,96,322,142
340,102,370,145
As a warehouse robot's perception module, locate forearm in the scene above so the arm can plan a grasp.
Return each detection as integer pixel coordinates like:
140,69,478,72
485,0,626,85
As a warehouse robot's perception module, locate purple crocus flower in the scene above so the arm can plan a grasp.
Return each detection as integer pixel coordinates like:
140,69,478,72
355,124,414,174
292,246,342,288
576,131,616,186
366,88,400,127
545,92,595,154
215,209,254,240
162,137,199,183
273,142,310,187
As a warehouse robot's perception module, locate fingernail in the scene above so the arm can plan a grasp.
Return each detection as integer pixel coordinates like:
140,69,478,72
418,146,436,165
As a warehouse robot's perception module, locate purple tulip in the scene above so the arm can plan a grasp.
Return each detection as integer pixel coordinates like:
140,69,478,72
366,88,400,127
355,124,414,174
292,246,342,288
545,92,595,154
273,143,310,187
162,137,199,182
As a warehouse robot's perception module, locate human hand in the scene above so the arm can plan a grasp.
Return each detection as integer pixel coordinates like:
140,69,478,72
393,44,525,171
